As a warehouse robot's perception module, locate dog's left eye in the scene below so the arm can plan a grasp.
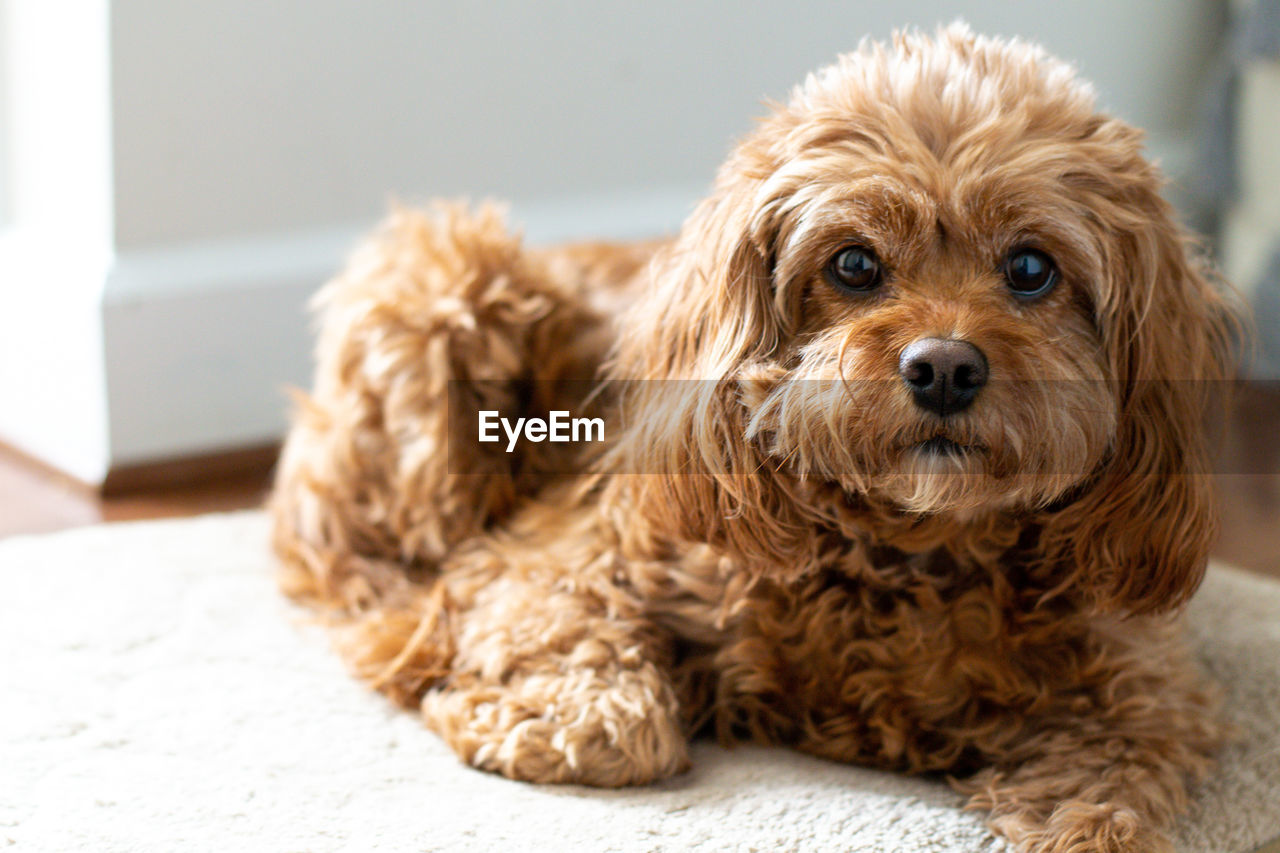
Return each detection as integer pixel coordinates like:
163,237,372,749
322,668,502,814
826,246,883,293
1004,249,1058,298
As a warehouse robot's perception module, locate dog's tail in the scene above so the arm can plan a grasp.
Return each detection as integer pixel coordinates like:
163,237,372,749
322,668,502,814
333,584,455,708
272,512,454,705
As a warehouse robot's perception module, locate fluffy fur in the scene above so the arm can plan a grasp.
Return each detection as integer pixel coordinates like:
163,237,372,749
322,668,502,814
271,25,1240,853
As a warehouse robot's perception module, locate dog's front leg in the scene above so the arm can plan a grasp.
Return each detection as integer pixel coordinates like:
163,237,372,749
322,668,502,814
958,624,1227,853
421,540,691,787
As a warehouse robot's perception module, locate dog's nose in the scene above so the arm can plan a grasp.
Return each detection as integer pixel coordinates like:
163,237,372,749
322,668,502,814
898,338,988,417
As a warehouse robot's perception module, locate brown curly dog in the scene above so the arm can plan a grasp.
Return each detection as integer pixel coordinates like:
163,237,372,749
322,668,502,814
271,24,1239,852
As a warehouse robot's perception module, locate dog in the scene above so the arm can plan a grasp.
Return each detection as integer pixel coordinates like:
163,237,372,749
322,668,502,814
271,24,1239,852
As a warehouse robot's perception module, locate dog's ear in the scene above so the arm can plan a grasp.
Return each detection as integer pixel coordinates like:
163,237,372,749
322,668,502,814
1040,163,1239,614
614,141,790,377
609,142,825,575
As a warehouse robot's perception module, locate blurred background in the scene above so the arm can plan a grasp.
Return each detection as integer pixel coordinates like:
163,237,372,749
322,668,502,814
0,0,1277,561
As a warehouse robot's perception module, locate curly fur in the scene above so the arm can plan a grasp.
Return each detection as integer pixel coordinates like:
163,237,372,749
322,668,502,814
271,25,1240,852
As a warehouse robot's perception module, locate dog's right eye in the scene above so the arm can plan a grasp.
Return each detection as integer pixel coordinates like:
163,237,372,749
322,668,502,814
825,246,883,293
1003,248,1058,299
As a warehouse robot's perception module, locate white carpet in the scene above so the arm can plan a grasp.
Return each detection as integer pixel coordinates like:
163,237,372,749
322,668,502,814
1,512,1278,852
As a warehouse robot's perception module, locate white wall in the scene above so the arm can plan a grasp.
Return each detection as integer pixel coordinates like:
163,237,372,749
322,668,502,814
106,0,1221,250
0,0,113,482
1,0,1224,479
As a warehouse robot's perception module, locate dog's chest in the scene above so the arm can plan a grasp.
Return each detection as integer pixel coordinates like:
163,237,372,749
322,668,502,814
702,551,1076,770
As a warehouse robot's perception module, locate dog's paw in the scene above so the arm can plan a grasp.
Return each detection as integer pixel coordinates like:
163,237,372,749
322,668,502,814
422,664,690,787
991,802,1172,853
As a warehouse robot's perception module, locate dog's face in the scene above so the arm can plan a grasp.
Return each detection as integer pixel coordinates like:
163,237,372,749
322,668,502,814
615,25,1236,612
744,117,1120,514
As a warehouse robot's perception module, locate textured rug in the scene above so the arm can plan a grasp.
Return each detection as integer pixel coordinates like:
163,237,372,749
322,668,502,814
2,512,1278,852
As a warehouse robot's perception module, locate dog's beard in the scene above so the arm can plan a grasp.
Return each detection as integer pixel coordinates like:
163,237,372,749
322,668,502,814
742,374,1115,515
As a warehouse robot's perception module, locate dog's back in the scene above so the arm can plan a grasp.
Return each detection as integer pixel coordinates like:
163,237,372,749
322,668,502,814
270,203,656,613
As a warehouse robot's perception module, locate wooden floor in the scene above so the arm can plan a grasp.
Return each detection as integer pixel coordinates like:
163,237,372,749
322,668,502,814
2,392,1278,580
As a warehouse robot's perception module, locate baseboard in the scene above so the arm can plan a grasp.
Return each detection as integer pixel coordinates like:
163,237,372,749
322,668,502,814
101,442,280,496
102,269,319,466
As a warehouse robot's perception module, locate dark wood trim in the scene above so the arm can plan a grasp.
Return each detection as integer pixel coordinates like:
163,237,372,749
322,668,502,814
101,442,281,496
